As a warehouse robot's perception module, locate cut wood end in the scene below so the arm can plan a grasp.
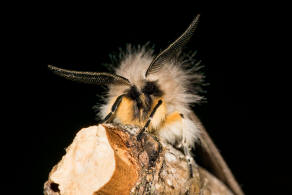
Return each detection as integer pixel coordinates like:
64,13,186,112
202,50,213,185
44,125,116,195
44,124,233,195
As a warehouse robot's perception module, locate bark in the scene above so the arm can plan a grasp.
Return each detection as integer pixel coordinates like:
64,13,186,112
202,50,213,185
44,124,233,195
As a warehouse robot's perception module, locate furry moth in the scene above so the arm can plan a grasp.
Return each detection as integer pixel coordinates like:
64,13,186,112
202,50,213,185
48,14,244,195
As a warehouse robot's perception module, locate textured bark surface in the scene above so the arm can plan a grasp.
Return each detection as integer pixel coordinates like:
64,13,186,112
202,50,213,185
44,124,233,195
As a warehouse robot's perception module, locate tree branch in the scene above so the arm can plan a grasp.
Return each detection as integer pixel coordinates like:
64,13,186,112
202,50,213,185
44,124,233,195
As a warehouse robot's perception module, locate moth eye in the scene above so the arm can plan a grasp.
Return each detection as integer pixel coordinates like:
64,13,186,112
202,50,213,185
142,82,154,94
142,81,163,96
126,85,141,100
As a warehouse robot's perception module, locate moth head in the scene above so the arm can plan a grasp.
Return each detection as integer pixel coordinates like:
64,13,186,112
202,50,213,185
122,80,163,103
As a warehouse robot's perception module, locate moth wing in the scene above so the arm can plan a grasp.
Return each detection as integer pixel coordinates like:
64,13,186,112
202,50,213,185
189,113,244,195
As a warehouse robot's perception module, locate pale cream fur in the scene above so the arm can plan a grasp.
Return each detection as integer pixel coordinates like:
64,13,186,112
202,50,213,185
99,46,203,148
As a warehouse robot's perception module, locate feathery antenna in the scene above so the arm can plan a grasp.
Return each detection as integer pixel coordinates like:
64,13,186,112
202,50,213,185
145,14,200,77
48,65,131,86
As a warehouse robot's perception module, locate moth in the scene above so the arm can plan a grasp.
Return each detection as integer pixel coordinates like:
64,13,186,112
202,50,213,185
48,14,244,195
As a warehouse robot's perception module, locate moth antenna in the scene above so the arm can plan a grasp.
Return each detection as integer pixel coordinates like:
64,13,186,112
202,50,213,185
48,65,131,86
145,14,200,77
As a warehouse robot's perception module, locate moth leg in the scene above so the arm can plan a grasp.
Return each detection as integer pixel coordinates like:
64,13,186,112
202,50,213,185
137,99,163,140
100,94,124,124
183,141,193,178
181,113,194,178
158,112,194,178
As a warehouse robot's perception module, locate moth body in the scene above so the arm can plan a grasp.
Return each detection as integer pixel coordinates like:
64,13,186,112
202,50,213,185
48,14,245,194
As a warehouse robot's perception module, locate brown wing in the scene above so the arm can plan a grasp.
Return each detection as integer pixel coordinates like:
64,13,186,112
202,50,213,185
48,65,131,86
189,112,245,195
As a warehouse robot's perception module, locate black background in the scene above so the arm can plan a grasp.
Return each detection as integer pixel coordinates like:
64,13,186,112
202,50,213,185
15,1,290,194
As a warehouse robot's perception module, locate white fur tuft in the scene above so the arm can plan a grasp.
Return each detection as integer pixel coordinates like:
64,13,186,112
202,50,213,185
98,45,204,147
